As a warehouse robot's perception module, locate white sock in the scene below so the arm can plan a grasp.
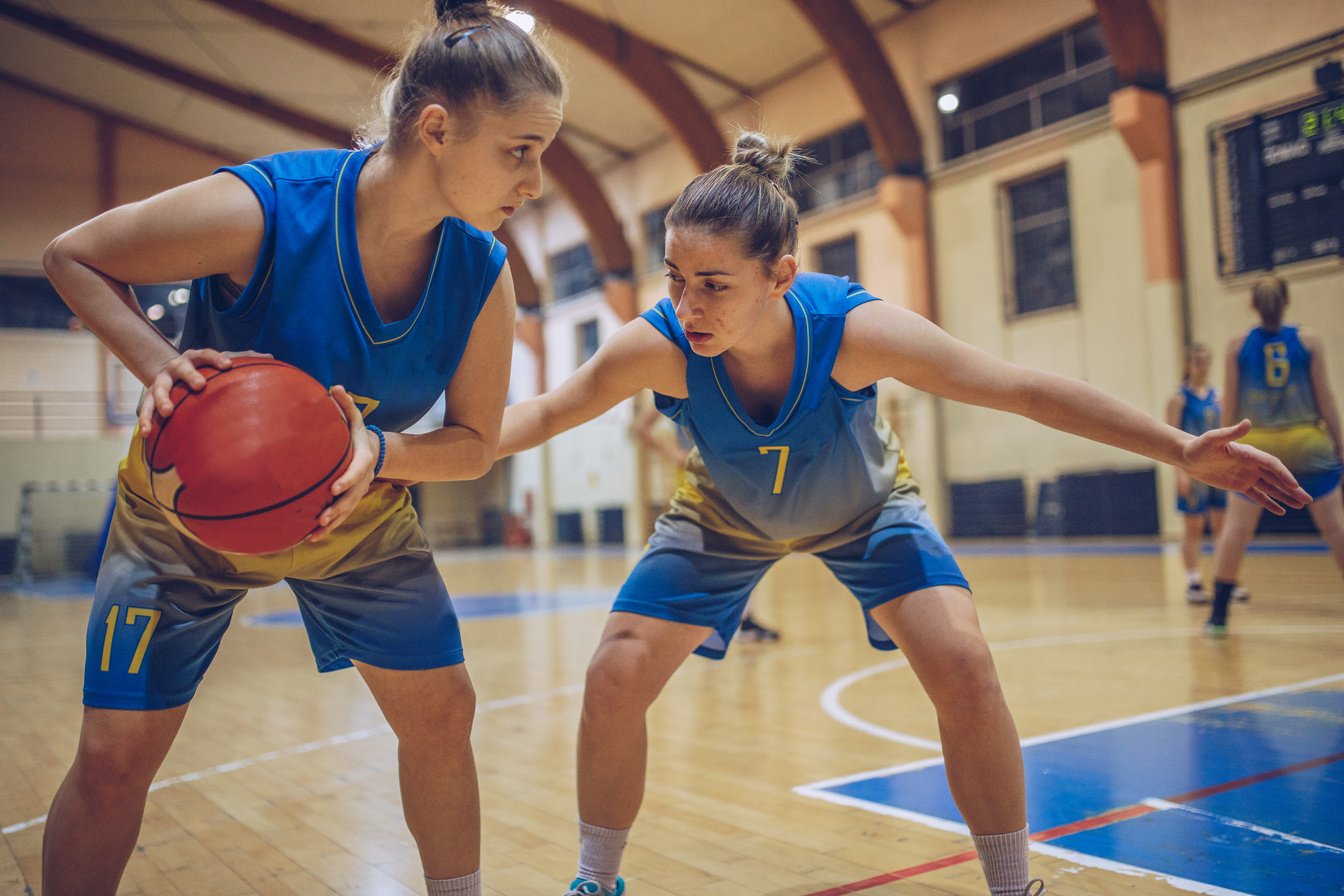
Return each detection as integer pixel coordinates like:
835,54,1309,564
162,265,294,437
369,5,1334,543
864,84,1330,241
578,819,630,890
972,826,1030,896
425,869,480,896
1187,570,1203,586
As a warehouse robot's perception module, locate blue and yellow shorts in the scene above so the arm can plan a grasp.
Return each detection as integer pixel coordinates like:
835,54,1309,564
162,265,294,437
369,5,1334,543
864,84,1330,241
614,464,968,659
84,434,463,711
1242,422,1342,500
1177,481,1228,515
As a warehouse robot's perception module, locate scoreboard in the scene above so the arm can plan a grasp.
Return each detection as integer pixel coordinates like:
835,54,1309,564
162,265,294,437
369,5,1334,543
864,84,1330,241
1214,93,1344,276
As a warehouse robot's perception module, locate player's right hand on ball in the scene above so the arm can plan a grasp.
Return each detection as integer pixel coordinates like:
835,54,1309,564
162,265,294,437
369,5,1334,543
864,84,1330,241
309,385,377,541
138,348,273,435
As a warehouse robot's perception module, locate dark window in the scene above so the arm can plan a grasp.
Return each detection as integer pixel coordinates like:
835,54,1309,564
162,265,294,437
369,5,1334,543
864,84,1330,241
1004,168,1077,316
936,19,1119,161
641,203,672,272
549,243,602,302
576,318,600,362
793,122,884,214
815,234,859,282
0,275,77,330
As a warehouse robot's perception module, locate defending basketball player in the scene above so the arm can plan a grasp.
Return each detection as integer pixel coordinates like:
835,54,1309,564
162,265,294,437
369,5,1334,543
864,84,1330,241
496,133,1310,896
38,3,564,895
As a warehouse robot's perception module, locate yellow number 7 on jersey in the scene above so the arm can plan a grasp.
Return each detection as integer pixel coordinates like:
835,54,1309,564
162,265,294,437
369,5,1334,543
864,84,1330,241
758,445,790,495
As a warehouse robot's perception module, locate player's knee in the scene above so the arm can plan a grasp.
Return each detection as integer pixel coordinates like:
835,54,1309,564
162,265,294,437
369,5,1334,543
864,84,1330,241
923,639,1002,708
397,675,477,748
584,647,656,717
70,740,158,803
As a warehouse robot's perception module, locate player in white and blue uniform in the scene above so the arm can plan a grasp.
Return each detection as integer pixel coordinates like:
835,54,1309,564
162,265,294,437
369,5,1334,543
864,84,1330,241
1208,275,1344,633
39,3,565,894
498,133,1307,896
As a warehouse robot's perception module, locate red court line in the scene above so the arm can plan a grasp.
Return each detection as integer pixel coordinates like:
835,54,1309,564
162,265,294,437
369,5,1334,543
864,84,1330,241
800,750,1344,895
803,850,979,896
1165,750,1344,805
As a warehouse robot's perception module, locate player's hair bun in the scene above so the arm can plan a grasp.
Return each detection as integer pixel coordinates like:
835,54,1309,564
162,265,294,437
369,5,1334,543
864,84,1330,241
434,0,490,21
731,132,801,184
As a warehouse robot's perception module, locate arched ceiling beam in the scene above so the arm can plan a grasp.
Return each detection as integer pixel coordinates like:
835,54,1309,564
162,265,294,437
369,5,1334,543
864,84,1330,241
539,138,633,275
790,0,924,175
194,0,632,281
0,71,239,163
197,0,399,73
1092,0,1166,91
494,225,540,309
510,0,727,171
0,0,349,146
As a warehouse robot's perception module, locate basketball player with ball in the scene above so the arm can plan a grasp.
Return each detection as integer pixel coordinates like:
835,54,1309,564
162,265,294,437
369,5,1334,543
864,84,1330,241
38,3,564,895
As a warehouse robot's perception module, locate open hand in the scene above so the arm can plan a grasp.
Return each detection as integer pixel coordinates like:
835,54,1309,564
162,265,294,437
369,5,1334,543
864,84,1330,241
1181,419,1311,515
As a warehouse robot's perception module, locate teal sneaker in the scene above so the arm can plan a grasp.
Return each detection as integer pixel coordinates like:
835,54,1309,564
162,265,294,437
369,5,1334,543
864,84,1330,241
565,878,625,896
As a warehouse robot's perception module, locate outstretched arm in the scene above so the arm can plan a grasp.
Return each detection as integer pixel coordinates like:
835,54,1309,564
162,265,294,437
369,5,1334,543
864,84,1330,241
836,301,1310,514
498,317,687,458
1165,392,1192,499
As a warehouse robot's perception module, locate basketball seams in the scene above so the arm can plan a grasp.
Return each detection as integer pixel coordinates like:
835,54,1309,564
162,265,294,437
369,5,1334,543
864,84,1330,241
143,358,354,552
169,434,352,522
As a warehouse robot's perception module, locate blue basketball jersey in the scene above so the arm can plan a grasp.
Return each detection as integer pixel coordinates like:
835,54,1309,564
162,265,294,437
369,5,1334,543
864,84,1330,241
1178,385,1220,436
179,148,507,432
641,273,899,541
1237,326,1319,428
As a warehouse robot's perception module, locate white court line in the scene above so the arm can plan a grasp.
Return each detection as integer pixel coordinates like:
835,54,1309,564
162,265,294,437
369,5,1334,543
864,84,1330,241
1142,798,1344,856
1029,841,1257,896
818,625,1344,761
803,642,1344,895
1,682,583,836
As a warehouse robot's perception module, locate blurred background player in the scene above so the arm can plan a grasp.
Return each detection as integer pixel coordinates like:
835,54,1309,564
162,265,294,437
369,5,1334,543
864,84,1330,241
1208,274,1344,634
1166,342,1249,604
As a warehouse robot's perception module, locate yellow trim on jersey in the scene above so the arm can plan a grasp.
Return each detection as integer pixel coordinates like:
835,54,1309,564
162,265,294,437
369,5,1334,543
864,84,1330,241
711,289,811,437
333,153,451,347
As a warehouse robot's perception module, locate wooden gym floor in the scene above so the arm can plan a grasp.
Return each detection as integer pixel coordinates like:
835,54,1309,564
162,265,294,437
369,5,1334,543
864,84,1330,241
2,537,1341,895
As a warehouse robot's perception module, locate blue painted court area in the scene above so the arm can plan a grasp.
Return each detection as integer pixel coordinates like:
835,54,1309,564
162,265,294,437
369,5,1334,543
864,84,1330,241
807,685,1344,895
244,590,613,627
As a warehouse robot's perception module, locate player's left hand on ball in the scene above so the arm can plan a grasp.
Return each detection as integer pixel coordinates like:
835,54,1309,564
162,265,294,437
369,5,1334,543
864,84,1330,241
310,385,377,540
1181,419,1311,515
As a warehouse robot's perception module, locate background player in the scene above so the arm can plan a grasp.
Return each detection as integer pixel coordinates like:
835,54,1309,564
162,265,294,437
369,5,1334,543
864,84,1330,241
1208,274,1344,634
36,2,564,894
1166,343,1248,604
498,132,1308,896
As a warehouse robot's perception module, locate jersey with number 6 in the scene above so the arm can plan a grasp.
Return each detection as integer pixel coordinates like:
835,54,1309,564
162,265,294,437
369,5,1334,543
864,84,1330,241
641,273,907,542
1237,325,1319,429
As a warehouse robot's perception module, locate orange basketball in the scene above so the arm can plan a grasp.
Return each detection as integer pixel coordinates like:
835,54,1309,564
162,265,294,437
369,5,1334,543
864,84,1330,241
144,357,353,554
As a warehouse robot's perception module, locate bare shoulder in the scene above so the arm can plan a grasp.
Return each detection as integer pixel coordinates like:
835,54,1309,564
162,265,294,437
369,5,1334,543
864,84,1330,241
1299,330,1327,354
833,299,931,389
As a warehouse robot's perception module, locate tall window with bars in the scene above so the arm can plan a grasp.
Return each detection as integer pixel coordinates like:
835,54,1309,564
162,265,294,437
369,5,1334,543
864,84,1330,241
548,243,602,303
935,19,1119,162
1002,167,1077,316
